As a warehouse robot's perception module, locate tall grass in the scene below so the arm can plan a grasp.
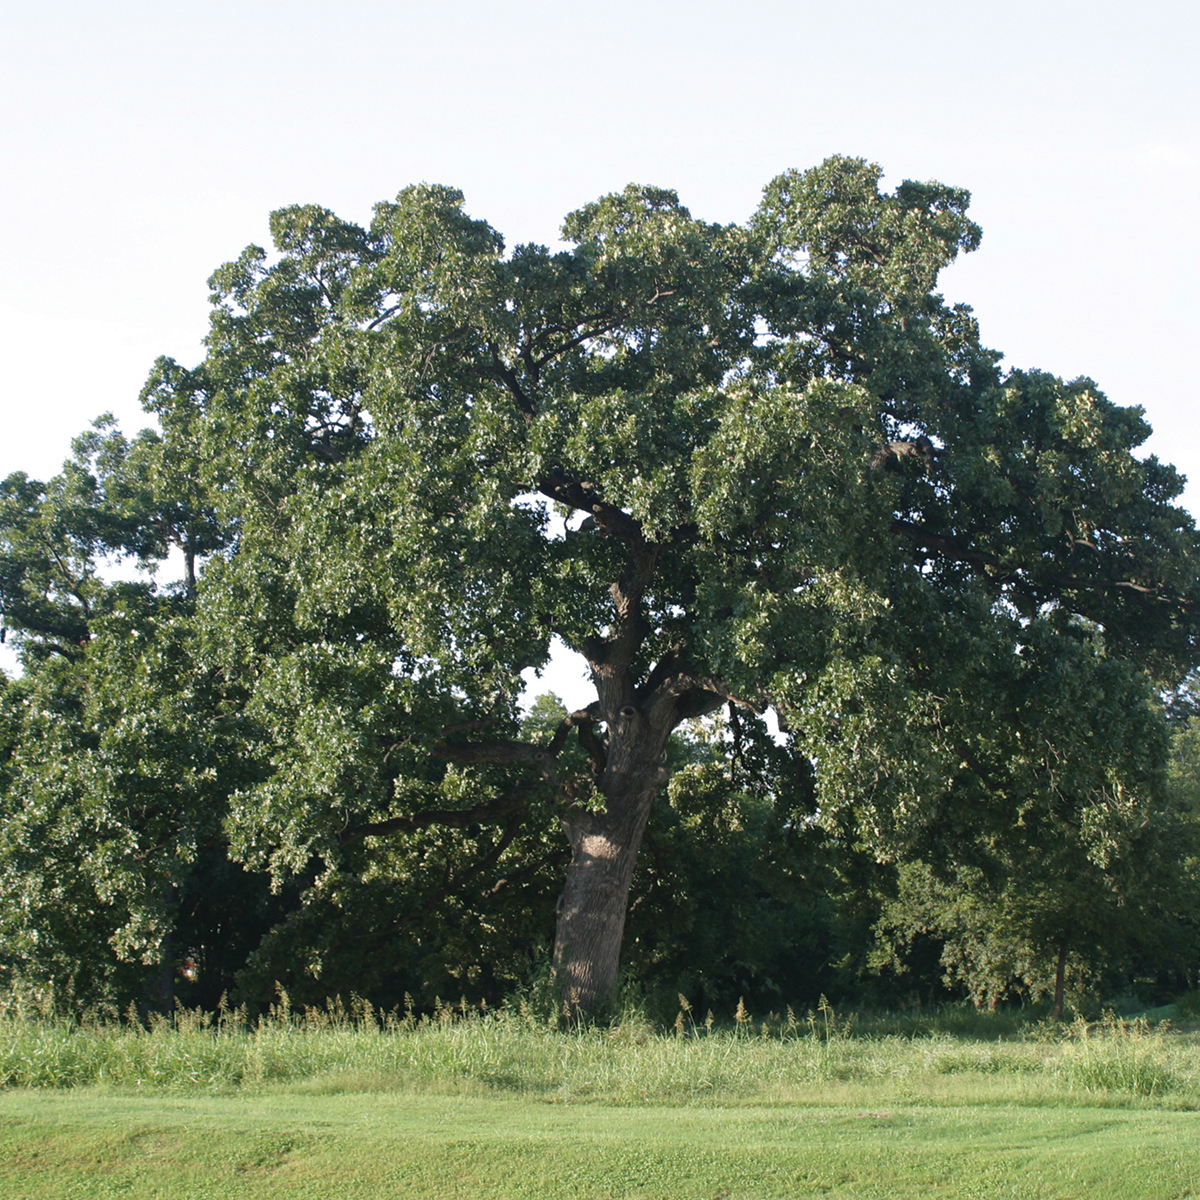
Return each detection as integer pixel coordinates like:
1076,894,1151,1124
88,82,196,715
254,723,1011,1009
2,991,1197,1107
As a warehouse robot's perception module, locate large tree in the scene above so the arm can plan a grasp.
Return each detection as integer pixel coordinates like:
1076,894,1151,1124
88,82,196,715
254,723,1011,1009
6,157,1199,1013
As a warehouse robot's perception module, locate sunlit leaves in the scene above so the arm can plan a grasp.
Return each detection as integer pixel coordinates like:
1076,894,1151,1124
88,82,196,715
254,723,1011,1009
4,154,1199,1013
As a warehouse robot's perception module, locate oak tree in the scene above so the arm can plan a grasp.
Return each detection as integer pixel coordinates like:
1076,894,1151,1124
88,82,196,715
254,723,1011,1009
5,157,1198,1013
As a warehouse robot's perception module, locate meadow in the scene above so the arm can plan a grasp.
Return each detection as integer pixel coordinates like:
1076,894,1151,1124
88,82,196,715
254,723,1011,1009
3,997,1199,1198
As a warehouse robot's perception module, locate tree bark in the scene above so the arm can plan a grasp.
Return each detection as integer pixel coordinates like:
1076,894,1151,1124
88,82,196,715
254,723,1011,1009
551,705,671,1014
140,882,179,1022
1052,935,1070,1021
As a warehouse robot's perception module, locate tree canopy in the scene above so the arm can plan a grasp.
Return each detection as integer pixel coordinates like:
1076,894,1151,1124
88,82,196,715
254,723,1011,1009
3,156,1198,1015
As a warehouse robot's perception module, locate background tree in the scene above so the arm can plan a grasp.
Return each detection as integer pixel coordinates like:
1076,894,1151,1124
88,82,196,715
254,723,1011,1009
0,423,270,1011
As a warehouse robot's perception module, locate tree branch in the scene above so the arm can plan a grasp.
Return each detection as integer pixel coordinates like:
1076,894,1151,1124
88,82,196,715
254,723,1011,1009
540,472,659,686
546,703,603,760
488,343,536,419
530,315,620,371
338,787,531,846
891,518,1182,604
544,703,608,775
538,472,645,544
642,658,766,730
433,738,556,769
890,519,1001,572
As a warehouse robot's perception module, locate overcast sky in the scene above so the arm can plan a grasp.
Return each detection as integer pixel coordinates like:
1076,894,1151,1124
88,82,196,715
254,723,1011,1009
2,0,1196,693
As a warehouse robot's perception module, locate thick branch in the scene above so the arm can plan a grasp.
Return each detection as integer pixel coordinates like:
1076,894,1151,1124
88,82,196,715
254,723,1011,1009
538,472,645,545
339,787,530,846
488,343,537,419
547,703,604,769
891,518,1180,604
541,472,659,687
642,658,765,731
890,518,1001,572
576,720,608,775
434,738,556,769
635,647,687,706
549,703,608,775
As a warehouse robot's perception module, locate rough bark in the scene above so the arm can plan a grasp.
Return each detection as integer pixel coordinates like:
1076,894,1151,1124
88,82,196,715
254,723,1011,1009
421,476,756,1014
552,706,671,1013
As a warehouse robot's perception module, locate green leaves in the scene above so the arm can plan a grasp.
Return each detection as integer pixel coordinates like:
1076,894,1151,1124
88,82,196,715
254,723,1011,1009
3,156,1198,1014
754,156,981,298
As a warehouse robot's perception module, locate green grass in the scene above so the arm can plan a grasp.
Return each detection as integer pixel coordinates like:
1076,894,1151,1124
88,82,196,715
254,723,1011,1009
3,1089,1200,1198
3,1002,1197,1104
3,1004,1200,1197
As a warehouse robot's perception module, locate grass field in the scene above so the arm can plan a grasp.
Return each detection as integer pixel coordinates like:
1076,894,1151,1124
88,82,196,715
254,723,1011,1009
3,1003,1199,1198
4,1088,1200,1199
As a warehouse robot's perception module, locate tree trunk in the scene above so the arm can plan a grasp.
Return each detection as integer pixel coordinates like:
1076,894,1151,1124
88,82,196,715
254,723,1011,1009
1052,935,1070,1021
140,882,179,1022
552,707,670,1014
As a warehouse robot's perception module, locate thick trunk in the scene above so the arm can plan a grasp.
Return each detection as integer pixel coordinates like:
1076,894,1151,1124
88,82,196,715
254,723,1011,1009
552,708,670,1014
552,801,651,1013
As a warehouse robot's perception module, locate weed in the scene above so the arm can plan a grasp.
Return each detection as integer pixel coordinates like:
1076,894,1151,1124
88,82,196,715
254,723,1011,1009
2,996,1198,1106
1054,1013,1179,1098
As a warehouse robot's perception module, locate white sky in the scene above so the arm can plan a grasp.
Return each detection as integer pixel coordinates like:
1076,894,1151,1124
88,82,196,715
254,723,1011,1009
2,0,1197,696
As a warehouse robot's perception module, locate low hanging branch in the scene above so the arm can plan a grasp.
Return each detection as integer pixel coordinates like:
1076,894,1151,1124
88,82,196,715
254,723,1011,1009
433,738,556,769
340,700,616,849
338,785,534,846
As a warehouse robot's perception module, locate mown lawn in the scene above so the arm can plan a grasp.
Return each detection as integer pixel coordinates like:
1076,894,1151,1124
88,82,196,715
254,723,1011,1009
3,1006,1200,1197
3,1086,1200,1199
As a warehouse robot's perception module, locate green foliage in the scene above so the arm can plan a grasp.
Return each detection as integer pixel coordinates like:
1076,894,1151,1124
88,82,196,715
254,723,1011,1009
865,630,1198,1010
2,156,1199,1017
